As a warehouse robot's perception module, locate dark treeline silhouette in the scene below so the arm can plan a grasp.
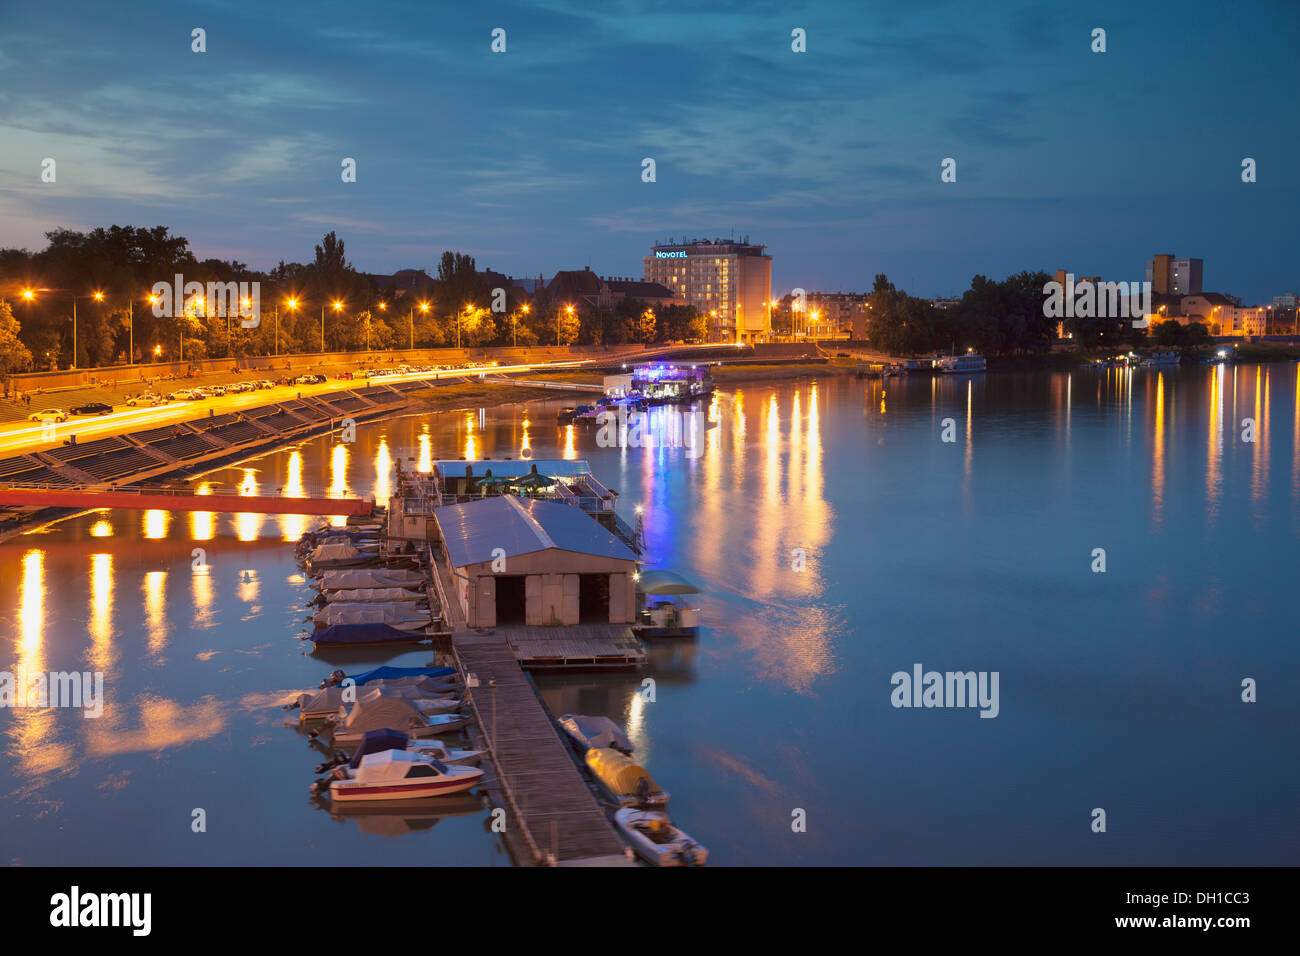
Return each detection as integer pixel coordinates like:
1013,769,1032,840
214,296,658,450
0,225,705,370
863,271,1183,356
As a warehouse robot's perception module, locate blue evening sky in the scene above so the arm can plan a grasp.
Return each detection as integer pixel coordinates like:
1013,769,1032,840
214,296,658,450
0,0,1296,301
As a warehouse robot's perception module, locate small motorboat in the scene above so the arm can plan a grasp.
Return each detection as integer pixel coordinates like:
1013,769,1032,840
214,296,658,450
325,750,484,803
312,602,431,630
322,694,469,745
343,728,482,768
614,808,708,866
584,747,669,808
320,665,455,688
559,714,633,754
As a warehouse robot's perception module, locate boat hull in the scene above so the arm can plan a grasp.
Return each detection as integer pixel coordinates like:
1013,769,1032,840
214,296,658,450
330,772,482,802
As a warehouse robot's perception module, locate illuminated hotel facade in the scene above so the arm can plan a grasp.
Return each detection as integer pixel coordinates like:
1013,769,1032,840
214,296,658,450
643,237,772,342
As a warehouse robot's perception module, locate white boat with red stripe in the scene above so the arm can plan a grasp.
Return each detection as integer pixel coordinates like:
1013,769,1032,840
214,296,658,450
329,749,485,803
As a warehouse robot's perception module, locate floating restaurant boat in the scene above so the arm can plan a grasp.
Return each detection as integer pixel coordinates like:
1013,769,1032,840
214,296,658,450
326,750,484,803
635,570,701,637
613,808,708,866
585,747,669,808
559,714,633,754
629,362,715,406
937,352,987,374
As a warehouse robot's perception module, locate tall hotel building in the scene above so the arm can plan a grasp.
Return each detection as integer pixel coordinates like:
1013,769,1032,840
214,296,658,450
643,237,772,342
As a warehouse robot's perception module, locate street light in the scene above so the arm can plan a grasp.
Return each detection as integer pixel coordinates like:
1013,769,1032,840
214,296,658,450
322,299,343,352
516,303,530,347
21,288,106,369
413,300,429,351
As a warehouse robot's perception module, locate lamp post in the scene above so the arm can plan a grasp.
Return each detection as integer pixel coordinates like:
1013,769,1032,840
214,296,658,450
23,288,103,368
516,303,529,347
562,304,574,346
284,298,298,358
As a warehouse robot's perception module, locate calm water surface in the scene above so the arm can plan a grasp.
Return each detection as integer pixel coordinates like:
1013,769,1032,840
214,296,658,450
2,365,1298,865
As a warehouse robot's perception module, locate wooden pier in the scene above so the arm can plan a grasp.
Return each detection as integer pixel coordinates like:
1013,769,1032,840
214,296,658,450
453,631,634,867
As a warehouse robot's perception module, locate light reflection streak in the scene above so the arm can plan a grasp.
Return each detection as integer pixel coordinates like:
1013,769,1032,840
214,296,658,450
418,432,432,473
144,570,168,659
191,482,215,540
142,509,169,539
1152,372,1165,526
278,450,307,541
88,553,114,673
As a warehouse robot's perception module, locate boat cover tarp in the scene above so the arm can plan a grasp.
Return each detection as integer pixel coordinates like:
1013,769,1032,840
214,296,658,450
312,623,427,646
311,542,362,562
342,694,427,732
637,570,700,595
349,728,411,769
347,665,455,685
314,603,430,627
298,686,346,714
585,747,663,799
319,569,426,590
323,586,424,603
560,714,633,753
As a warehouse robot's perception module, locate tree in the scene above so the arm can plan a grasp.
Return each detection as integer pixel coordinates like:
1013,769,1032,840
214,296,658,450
0,299,33,374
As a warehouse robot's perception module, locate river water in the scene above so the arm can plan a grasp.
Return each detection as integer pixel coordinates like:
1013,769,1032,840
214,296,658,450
2,364,1297,865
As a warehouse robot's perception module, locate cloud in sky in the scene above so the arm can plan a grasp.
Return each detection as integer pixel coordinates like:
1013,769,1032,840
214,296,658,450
0,0,1296,301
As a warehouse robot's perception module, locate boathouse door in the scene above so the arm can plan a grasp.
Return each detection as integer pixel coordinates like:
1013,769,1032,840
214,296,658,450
495,575,527,625
578,573,610,624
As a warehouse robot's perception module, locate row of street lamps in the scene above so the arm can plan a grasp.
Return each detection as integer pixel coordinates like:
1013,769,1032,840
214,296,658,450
8,286,564,366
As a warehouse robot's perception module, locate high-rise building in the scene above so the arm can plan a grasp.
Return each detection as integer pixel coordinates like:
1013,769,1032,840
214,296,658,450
643,237,772,342
1146,254,1202,295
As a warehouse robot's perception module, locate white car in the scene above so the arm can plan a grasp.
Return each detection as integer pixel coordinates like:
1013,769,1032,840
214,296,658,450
29,408,68,423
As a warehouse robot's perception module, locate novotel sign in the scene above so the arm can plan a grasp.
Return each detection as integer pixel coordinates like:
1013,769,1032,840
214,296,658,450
654,250,688,258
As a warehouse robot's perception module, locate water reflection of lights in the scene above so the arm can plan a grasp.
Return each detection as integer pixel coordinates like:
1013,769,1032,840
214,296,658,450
237,568,259,604
144,570,168,658
418,432,432,473
143,509,169,539
278,450,307,541
625,688,648,758
19,549,44,660
329,444,350,527
375,439,392,505
521,416,532,459
464,414,477,460
89,553,114,672
90,515,113,537
563,424,576,459
1152,372,1165,525
235,468,263,541
192,564,214,630
191,482,215,540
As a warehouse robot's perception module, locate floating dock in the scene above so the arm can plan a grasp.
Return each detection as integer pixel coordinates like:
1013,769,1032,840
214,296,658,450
454,631,633,866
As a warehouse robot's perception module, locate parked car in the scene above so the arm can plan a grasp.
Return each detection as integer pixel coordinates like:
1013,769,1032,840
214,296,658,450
29,408,68,423
70,402,113,416
206,385,227,396
168,389,198,401
258,380,275,389
125,392,163,406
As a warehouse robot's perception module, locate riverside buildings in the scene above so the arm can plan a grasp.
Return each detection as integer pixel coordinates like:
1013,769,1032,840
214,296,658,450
643,237,772,342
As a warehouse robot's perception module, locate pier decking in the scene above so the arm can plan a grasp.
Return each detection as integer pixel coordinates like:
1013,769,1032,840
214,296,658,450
453,631,633,866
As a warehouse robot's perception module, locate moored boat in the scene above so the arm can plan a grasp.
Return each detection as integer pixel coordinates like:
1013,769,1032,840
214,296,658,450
614,808,708,866
937,352,986,374
585,747,669,808
327,750,484,802
559,714,633,754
